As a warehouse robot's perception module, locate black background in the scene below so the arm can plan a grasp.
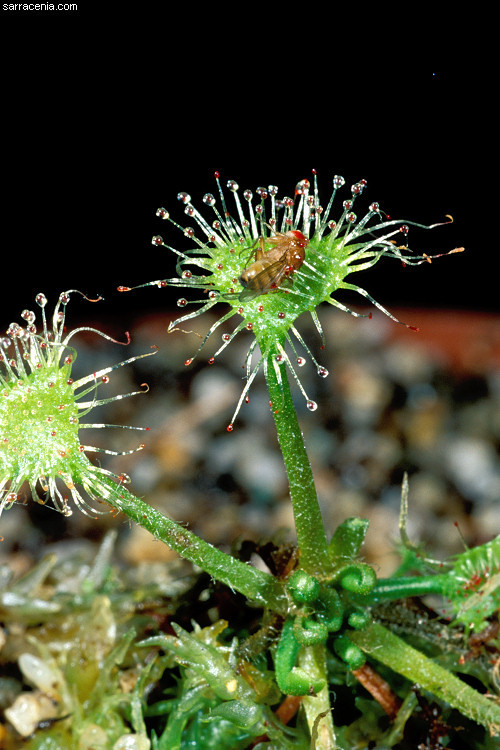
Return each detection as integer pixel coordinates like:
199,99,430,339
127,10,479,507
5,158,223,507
1,8,495,332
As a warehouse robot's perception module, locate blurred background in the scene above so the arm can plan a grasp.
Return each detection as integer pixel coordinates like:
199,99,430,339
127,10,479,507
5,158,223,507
1,10,498,577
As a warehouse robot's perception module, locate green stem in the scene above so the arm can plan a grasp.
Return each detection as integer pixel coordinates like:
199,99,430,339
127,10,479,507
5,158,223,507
265,354,331,578
349,622,500,734
298,644,336,750
368,574,451,602
106,485,287,613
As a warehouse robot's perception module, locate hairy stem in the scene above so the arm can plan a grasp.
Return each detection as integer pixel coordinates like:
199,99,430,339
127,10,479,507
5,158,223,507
265,354,331,577
106,485,287,613
349,622,500,733
299,644,336,749
368,574,451,602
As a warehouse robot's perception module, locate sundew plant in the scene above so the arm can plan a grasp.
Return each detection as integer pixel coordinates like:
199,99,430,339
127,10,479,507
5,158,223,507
1,171,499,750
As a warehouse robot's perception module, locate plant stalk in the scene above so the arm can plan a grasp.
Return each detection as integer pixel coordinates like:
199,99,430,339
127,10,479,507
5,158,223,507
350,622,500,733
265,354,331,578
368,574,452,602
106,486,287,613
299,644,336,749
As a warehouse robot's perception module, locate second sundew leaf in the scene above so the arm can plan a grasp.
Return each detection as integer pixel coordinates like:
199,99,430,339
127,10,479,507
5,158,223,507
0,291,155,519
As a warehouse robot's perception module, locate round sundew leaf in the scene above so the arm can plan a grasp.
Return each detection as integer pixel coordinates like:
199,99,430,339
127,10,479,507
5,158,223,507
0,291,155,517
122,172,461,429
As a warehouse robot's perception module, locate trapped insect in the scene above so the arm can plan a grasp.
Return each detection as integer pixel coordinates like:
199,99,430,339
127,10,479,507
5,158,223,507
238,229,309,301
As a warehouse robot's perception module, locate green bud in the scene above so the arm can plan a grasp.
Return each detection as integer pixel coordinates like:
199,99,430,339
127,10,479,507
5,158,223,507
286,569,320,604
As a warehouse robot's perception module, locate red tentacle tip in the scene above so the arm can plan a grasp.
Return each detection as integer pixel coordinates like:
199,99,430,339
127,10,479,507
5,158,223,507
117,286,132,293
226,424,234,432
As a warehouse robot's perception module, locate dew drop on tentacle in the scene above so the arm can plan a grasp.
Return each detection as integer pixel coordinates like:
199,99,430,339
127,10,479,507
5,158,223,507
351,180,367,196
21,309,36,324
295,179,310,195
307,400,318,412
